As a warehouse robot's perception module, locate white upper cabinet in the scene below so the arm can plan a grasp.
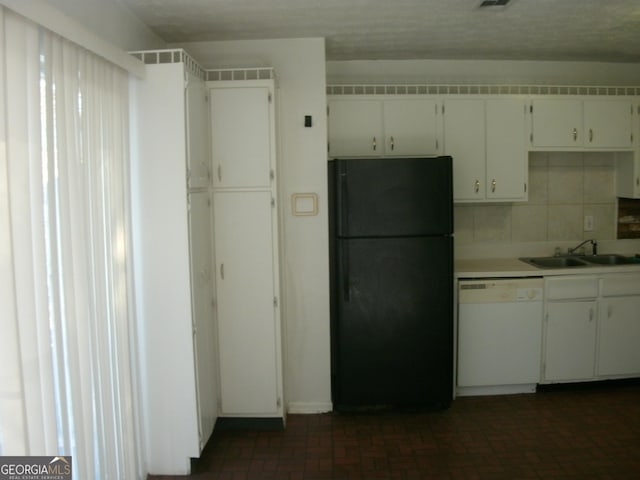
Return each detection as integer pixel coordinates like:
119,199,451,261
530,97,633,150
383,98,440,156
530,98,583,148
210,86,273,188
486,98,528,200
327,97,440,157
444,97,527,202
584,99,634,149
327,99,383,156
444,99,486,200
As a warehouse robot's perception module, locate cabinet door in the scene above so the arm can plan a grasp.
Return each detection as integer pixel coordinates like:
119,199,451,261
443,99,485,201
213,191,280,415
185,72,210,189
383,98,440,156
486,98,527,200
598,296,640,376
544,301,597,382
328,99,383,157
187,191,217,449
584,99,633,149
615,151,640,199
531,98,582,148
210,87,272,188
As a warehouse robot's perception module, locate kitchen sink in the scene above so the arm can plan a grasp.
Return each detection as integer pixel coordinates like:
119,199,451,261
520,254,638,269
581,254,637,265
520,256,589,268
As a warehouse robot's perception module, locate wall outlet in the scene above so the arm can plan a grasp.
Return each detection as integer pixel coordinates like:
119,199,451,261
584,215,594,232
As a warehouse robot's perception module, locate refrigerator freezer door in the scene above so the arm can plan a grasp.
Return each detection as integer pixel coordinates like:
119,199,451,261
332,235,453,410
332,157,452,238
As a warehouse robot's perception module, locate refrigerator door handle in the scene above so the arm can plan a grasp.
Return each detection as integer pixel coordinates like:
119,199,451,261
342,242,350,302
337,164,349,237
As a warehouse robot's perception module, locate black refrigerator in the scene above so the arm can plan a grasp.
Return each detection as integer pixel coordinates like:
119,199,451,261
328,156,453,411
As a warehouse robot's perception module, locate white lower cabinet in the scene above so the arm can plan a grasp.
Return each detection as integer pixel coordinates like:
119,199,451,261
543,300,597,382
597,273,640,377
542,273,640,384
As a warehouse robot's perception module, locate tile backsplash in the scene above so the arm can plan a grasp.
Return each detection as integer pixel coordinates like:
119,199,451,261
455,152,617,246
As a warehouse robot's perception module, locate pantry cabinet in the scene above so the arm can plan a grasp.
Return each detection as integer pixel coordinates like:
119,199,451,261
130,53,217,474
327,97,440,157
210,86,273,188
209,79,284,420
213,191,282,415
530,98,633,150
444,97,527,202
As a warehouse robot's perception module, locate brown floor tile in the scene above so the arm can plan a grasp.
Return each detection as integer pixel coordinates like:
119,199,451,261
148,382,640,480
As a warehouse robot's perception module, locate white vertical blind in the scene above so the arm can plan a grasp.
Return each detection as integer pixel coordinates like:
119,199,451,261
0,6,142,479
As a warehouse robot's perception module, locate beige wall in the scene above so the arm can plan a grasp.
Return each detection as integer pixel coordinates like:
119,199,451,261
455,152,617,247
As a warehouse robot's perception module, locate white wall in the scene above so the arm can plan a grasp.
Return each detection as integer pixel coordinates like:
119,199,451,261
45,0,164,51
173,38,333,413
327,59,640,85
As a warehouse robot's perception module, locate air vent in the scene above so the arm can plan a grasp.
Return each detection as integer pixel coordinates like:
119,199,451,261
479,0,511,7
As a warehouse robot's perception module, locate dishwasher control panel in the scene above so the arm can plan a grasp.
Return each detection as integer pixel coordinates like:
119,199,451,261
459,278,544,303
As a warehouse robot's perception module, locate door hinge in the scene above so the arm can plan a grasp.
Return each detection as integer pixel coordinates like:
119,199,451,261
327,105,330,116
524,182,527,193
268,92,273,103
276,397,282,408
530,105,533,114
442,104,445,115
270,169,275,181
530,133,534,143
271,197,276,208
273,296,278,307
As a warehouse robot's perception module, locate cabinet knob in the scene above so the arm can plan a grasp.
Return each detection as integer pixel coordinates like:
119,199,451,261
372,136,377,151
390,136,395,151
589,128,594,143
474,180,480,194
491,179,496,193
572,128,578,142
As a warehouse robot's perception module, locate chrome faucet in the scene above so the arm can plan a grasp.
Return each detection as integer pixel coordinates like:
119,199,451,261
568,239,598,256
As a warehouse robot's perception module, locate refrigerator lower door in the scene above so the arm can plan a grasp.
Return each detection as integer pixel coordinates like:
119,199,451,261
332,236,453,410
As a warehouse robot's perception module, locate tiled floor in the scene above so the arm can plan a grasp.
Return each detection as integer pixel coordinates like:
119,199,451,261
150,383,640,479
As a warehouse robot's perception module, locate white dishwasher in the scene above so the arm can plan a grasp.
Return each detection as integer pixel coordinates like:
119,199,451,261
457,278,544,396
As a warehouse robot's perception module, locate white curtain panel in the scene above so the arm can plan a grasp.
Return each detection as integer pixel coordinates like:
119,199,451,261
0,7,141,479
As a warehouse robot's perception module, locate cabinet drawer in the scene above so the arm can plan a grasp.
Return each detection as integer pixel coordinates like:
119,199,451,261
601,274,640,297
545,276,598,300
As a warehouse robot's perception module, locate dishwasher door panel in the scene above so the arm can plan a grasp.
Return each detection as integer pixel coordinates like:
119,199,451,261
458,301,543,387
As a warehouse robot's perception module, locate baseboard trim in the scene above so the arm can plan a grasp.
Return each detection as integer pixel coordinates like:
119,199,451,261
287,402,333,414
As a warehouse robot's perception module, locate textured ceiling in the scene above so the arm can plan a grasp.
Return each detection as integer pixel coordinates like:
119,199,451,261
121,0,640,62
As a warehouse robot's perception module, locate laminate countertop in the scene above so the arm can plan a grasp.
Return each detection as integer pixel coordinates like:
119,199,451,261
455,257,640,279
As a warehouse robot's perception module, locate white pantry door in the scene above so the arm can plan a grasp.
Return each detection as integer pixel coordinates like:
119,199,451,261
213,190,280,415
